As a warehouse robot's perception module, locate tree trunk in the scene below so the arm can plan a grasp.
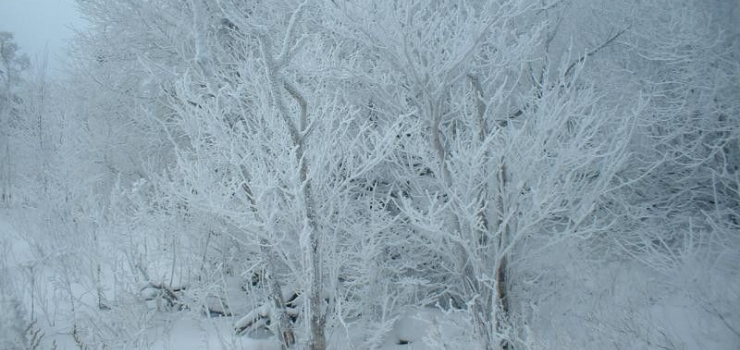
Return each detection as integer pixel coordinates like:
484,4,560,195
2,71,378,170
495,159,510,350
1,140,10,206
257,13,326,345
260,241,296,349
495,255,509,350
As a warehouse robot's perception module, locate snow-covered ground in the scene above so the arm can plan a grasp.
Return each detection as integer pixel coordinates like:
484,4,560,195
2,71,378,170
1,210,738,349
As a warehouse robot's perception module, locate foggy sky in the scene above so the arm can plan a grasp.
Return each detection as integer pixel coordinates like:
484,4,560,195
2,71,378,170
0,0,84,76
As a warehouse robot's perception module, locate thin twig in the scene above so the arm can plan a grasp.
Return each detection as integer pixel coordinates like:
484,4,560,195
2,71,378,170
564,27,629,78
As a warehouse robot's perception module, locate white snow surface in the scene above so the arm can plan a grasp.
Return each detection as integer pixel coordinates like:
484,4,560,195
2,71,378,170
1,211,739,349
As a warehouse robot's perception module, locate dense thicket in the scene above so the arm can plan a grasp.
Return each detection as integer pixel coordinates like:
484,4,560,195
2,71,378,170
1,1,738,349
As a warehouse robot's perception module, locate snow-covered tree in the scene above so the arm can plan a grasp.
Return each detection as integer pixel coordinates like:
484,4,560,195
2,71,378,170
0,32,30,206
56,0,740,348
